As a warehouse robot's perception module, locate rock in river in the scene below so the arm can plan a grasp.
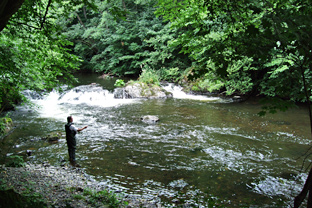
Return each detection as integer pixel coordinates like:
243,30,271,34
42,132,62,143
141,115,159,124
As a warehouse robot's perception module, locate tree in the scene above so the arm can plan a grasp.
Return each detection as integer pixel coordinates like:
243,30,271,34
156,0,312,97
0,0,96,112
0,0,25,32
59,0,192,78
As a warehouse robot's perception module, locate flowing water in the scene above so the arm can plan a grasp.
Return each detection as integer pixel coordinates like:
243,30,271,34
1,74,311,207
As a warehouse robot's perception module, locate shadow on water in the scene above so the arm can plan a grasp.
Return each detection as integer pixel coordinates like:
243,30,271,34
1,74,311,207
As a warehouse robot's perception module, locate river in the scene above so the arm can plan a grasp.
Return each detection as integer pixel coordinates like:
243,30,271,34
1,73,311,207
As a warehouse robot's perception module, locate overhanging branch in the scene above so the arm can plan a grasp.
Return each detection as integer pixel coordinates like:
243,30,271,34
40,0,52,30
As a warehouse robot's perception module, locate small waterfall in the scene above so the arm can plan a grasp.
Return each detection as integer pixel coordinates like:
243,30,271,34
59,84,114,106
23,83,224,120
161,83,221,101
23,84,137,120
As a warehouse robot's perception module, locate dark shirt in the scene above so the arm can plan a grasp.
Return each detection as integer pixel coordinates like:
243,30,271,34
65,123,78,146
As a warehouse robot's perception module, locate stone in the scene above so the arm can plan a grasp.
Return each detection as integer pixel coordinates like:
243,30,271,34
42,132,62,143
141,115,159,124
26,150,32,156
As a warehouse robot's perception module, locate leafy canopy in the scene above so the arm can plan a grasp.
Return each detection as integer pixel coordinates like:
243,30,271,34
155,0,312,102
0,0,96,112
60,0,192,78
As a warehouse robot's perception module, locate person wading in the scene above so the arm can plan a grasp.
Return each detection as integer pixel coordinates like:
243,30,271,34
65,116,88,167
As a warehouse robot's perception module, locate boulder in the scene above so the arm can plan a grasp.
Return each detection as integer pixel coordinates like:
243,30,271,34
26,150,32,156
114,82,172,99
141,115,159,124
42,132,62,143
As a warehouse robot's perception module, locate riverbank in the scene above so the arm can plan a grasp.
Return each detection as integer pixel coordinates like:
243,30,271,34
0,162,162,208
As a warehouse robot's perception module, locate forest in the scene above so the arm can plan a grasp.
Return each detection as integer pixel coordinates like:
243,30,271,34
1,0,312,113
1,0,312,207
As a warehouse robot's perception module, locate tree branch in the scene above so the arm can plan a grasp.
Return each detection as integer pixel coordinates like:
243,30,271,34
75,12,86,29
40,0,52,30
7,20,41,30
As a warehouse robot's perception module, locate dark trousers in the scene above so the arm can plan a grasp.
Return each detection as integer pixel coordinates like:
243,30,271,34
66,138,76,161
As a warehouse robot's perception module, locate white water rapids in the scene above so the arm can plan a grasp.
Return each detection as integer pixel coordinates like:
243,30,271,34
23,83,224,120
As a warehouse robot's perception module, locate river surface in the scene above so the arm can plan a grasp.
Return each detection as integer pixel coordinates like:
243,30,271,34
1,74,311,207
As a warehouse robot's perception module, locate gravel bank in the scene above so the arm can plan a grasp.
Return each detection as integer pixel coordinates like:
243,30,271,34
0,163,163,207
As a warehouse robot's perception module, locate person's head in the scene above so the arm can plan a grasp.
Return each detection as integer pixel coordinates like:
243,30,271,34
67,116,73,123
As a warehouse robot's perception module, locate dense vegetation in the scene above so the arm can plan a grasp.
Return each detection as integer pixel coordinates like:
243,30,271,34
59,0,192,81
62,0,312,102
1,0,312,111
1,0,312,206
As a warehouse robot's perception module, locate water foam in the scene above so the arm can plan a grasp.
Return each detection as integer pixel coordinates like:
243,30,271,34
162,83,222,101
25,84,138,120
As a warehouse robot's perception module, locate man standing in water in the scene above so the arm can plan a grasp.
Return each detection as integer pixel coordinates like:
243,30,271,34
65,116,88,167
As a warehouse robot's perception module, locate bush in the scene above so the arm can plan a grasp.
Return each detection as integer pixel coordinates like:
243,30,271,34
82,188,125,208
138,69,160,86
5,155,25,167
188,72,225,93
158,67,183,83
114,79,125,87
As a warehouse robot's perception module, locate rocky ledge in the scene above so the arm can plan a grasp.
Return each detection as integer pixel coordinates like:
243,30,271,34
0,163,162,207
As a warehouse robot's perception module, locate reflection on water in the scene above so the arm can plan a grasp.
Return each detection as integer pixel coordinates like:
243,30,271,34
2,75,311,207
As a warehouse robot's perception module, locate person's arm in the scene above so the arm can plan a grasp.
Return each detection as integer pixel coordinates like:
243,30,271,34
77,126,88,132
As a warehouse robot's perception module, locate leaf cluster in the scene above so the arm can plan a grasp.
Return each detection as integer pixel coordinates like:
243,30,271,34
114,79,125,87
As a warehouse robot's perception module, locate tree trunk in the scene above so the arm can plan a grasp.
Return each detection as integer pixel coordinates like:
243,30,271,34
294,167,312,208
294,64,312,208
0,0,25,32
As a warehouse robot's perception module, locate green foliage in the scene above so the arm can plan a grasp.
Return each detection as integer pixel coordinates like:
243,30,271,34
60,0,191,77
0,175,46,207
81,188,124,207
158,67,183,83
114,79,125,87
138,68,160,86
0,29,81,110
3,0,312,117
191,72,225,93
0,0,92,111
0,116,13,135
73,194,85,200
0,189,47,208
156,0,312,100
225,57,256,95
5,155,25,167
